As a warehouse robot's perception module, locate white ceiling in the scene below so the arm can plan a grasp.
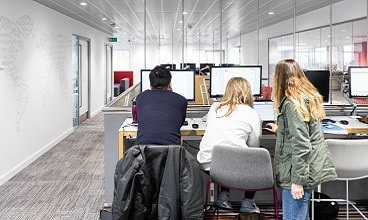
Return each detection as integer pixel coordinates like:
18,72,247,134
32,0,343,44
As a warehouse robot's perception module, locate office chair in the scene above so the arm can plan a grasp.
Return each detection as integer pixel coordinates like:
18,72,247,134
321,139,368,220
204,145,279,220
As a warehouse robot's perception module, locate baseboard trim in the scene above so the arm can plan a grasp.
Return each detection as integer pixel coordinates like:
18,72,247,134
0,128,74,186
91,107,103,117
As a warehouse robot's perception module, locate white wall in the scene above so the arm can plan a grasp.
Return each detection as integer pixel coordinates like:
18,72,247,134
0,0,110,185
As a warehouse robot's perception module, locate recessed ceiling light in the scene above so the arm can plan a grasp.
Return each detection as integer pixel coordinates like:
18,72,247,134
177,28,181,31
80,2,87,6
179,21,183,24
182,11,187,15
268,12,274,15
102,18,107,21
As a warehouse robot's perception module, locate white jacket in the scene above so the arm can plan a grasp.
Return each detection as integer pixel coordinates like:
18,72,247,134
197,102,262,171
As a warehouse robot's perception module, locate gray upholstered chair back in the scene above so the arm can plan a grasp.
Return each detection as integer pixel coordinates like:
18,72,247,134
326,139,368,180
210,145,274,190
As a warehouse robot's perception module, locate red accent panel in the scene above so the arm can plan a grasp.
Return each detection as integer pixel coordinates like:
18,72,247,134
114,71,134,86
259,85,272,101
354,42,367,65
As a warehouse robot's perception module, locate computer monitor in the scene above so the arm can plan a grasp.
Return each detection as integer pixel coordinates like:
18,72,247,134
199,63,215,74
303,70,330,102
348,66,368,98
160,63,176,70
200,63,215,68
140,69,195,101
220,63,235,67
253,102,275,122
209,66,262,98
180,63,196,70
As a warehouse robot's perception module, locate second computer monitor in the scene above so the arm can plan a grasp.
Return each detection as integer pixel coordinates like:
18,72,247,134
140,69,196,101
303,70,330,102
348,66,368,98
180,63,196,70
210,65,262,98
199,63,214,74
160,63,176,70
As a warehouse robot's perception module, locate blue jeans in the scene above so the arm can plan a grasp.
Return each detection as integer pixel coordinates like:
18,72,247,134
282,188,313,220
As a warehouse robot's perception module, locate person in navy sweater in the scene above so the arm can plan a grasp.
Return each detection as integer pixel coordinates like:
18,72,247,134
135,66,187,145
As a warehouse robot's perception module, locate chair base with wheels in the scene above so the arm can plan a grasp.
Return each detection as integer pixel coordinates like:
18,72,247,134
204,181,279,220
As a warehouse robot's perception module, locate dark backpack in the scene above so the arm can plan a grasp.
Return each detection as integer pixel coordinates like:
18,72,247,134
309,191,339,220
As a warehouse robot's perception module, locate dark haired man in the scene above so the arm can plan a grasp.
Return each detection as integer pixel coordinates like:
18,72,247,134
135,65,187,145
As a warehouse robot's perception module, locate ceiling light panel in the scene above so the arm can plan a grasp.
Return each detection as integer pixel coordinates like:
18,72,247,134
32,0,345,44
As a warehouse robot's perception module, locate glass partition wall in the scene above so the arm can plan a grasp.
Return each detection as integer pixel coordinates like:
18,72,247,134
269,18,368,105
113,0,367,108
143,0,232,71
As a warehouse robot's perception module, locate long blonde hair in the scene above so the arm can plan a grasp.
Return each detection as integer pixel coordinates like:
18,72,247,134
272,59,325,121
216,77,254,117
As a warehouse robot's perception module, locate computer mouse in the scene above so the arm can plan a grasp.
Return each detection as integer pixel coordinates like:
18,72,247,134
192,123,199,129
183,121,188,126
339,120,349,125
322,118,336,124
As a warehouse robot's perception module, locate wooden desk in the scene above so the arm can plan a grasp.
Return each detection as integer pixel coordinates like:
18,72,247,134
328,116,368,135
118,116,368,159
118,118,206,159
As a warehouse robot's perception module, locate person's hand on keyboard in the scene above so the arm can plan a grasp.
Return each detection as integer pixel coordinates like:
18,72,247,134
264,122,278,133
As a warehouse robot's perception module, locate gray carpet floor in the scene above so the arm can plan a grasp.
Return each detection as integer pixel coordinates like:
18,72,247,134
0,113,104,220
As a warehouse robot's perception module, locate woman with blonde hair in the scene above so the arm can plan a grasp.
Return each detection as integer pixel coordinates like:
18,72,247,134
197,77,262,213
265,59,336,220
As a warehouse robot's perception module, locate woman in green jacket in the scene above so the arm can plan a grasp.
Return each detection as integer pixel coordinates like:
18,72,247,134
265,59,336,220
